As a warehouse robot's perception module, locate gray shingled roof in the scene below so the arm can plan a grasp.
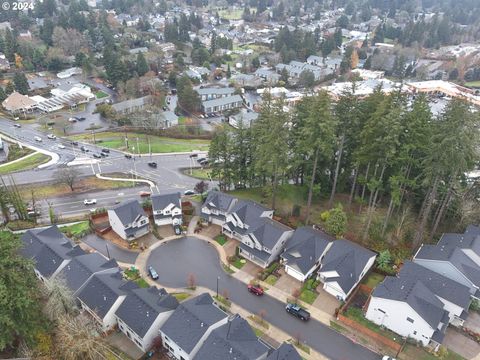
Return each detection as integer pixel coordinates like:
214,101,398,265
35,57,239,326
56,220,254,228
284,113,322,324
193,315,269,360
110,200,147,226
115,287,178,338
319,239,376,294
415,244,480,287
202,94,243,109
230,199,270,227
57,253,118,293
77,271,138,319
197,87,235,96
20,225,84,277
373,277,447,328
438,226,480,258
266,343,302,360
151,192,181,212
399,261,471,310
249,217,292,250
160,293,228,354
281,227,333,275
203,191,237,213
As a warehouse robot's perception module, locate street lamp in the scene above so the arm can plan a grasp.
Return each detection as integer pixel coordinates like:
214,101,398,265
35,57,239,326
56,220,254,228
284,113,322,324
216,276,220,298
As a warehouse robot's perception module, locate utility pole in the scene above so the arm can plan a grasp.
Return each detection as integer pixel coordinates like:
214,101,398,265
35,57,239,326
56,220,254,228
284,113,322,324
136,137,140,157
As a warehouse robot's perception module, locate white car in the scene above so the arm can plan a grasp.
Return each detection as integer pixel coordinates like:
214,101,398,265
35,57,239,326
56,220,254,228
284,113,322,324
34,136,42,142
58,144,65,149
84,199,97,205
89,208,97,213
382,357,396,360
184,190,195,195
47,134,57,140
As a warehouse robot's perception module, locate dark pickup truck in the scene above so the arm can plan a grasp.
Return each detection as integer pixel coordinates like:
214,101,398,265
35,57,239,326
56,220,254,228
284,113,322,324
285,303,310,321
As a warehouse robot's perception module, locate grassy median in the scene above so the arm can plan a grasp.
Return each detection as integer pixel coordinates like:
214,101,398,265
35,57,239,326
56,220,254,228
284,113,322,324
0,153,50,175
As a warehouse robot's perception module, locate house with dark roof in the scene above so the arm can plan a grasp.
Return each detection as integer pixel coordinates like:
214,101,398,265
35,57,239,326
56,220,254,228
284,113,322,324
56,253,118,294
223,200,293,268
151,192,182,226
192,314,270,360
160,293,229,360
20,225,85,281
108,200,150,241
201,191,237,226
413,225,480,297
202,94,243,114
366,276,450,349
196,87,236,101
115,287,179,352
266,343,302,360
77,271,138,331
281,227,333,282
317,239,376,300
397,261,472,327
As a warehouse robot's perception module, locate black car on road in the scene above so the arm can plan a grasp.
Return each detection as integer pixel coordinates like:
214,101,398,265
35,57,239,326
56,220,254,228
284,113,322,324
285,303,310,321
148,266,159,280
148,162,157,168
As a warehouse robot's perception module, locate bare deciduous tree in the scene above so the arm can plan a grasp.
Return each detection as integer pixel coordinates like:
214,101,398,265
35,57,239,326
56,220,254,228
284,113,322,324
42,276,76,321
187,273,196,289
54,167,81,191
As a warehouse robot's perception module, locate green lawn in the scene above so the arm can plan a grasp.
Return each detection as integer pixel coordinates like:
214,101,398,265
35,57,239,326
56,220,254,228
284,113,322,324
252,326,265,337
265,274,278,286
135,278,149,288
172,293,191,302
183,167,216,180
7,143,34,162
214,234,228,246
299,289,318,304
96,90,109,99
68,132,210,154
218,8,244,20
361,272,385,288
60,221,90,238
344,307,402,343
0,153,50,175
465,81,480,88
400,344,465,360
232,257,246,269
178,116,187,125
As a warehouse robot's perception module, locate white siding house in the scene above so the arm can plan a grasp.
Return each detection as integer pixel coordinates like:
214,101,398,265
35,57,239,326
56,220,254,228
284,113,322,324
151,193,182,227
108,200,150,241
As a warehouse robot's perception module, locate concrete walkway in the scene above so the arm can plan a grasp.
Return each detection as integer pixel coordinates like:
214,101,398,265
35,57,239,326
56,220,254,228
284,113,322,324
95,173,156,189
0,150,38,168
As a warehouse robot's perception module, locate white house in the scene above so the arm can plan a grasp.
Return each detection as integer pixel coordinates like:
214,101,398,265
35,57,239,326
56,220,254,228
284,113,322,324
200,191,237,226
160,293,229,360
151,192,182,226
281,226,333,282
115,287,179,352
108,200,150,241
77,271,138,331
366,276,449,348
317,239,376,301
19,226,85,282
57,67,82,79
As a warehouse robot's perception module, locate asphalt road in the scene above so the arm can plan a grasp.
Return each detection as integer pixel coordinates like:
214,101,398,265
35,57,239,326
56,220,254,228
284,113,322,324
82,233,138,264
146,236,381,360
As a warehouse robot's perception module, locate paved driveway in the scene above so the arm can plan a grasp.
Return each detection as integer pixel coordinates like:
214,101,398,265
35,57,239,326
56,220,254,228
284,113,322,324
443,327,480,360
146,236,380,360
82,234,138,264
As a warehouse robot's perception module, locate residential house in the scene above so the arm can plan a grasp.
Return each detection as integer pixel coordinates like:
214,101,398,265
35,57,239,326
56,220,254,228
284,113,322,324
413,226,480,297
20,226,85,282
281,227,333,282
397,261,472,326
2,92,37,114
161,110,178,128
185,67,210,81
366,276,449,348
57,253,118,294
151,192,182,226
115,287,179,352
231,74,264,88
222,200,293,268
77,271,138,331
317,239,376,301
108,200,150,241
129,47,149,55
192,314,270,360
228,109,259,128
306,55,323,66
254,68,280,84
57,67,82,79
202,94,243,114
0,52,10,70
266,343,302,360
112,96,152,114
197,87,236,101
160,293,229,360
201,191,238,226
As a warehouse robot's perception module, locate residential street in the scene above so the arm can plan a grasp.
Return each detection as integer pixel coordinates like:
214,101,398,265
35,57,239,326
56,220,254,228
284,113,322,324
146,236,381,360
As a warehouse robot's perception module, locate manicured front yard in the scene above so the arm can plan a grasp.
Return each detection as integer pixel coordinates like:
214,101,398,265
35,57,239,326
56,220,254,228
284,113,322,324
465,81,480,88
299,289,318,304
399,344,465,360
68,132,210,154
214,234,228,246
172,293,191,302
95,90,109,98
0,152,50,174
124,267,149,288
60,221,91,238
231,257,246,269
361,272,385,288
265,274,278,286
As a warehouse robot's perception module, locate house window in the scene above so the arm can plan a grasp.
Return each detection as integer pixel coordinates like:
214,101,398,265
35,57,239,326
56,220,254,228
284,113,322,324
377,308,386,314
407,317,414,323
134,339,142,346
413,331,417,335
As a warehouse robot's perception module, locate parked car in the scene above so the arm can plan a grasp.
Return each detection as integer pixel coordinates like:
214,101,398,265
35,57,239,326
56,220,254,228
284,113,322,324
77,117,86,121
148,162,157,168
199,159,209,166
190,153,198,158
124,154,132,159
34,136,42,142
101,148,110,153
100,152,108,157
382,357,396,360
184,189,195,195
285,303,310,321
80,146,88,152
47,134,56,140
58,144,66,149
173,225,182,235
71,141,79,146
13,123,21,128
139,191,151,197
148,266,159,280
93,153,102,159
68,117,77,122
197,157,206,163
247,284,264,296
27,210,41,217
83,199,97,205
